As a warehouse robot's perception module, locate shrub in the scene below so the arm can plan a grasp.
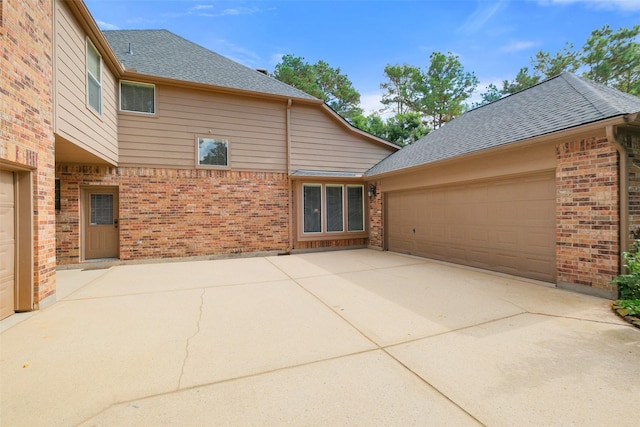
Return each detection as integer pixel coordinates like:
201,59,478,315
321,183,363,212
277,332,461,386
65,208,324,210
616,299,640,317
611,240,640,300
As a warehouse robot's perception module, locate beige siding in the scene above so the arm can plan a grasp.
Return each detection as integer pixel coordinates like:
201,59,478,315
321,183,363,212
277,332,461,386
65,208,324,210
290,105,394,173
118,85,288,171
54,0,118,165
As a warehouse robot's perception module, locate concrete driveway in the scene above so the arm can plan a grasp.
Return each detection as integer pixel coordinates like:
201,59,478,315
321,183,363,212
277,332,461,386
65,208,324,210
1,249,638,426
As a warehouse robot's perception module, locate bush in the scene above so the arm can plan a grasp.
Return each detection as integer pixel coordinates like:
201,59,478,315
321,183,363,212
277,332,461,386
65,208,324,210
616,299,640,317
611,240,640,300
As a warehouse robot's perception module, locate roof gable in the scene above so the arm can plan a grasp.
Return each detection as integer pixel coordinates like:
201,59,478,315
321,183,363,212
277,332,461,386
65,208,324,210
102,29,317,101
367,73,640,177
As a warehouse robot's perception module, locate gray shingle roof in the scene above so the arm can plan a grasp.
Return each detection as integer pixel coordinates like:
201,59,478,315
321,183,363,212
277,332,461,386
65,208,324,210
366,73,640,177
102,30,317,100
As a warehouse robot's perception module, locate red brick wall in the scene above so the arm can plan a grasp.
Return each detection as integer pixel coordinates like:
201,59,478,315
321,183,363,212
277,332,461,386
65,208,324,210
556,136,619,296
56,165,290,264
368,181,383,249
1,0,56,304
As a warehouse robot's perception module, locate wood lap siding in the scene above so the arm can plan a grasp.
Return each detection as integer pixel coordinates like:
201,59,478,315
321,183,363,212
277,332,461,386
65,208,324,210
54,1,118,164
290,105,392,173
118,86,287,171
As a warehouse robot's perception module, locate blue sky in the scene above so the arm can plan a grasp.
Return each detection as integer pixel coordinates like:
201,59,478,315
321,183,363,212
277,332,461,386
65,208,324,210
86,0,639,114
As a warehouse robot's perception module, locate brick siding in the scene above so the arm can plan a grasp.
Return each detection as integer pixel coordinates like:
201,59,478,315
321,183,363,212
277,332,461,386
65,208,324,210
1,0,56,304
556,136,619,295
621,131,640,246
56,165,289,264
368,181,383,249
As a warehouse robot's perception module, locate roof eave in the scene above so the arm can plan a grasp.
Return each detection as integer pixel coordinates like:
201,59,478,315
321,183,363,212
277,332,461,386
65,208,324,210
63,0,125,75
366,115,630,179
319,104,401,151
119,70,323,104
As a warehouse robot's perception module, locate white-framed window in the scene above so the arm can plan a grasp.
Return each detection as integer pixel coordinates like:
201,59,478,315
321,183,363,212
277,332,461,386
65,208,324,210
86,39,102,114
302,183,365,234
120,81,155,114
197,136,229,168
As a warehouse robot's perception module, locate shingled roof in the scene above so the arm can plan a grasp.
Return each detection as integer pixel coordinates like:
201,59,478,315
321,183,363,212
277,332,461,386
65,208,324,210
367,73,640,177
102,29,317,101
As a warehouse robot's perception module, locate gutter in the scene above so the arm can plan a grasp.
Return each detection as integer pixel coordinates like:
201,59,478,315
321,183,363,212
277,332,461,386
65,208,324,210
607,120,633,274
286,99,293,253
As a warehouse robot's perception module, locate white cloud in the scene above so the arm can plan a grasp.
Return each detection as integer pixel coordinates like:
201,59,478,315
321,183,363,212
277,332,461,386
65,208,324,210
96,20,120,31
196,7,259,17
191,5,214,11
500,40,538,52
207,39,261,67
538,0,640,11
459,0,509,34
360,92,393,118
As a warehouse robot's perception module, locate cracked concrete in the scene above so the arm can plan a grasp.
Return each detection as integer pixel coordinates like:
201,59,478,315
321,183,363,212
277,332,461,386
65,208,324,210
1,249,638,426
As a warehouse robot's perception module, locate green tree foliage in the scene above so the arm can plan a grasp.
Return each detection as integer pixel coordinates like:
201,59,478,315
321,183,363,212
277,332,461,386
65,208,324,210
273,54,363,121
384,113,430,146
380,52,478,129
530,24,639,95
418,52,479,129
352,112,429,146
475,67,541,107
582,24,640,95
380,64,422,115
533,42,580,78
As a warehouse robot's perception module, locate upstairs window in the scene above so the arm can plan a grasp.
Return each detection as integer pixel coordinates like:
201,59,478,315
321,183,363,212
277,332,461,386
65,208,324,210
86,39,102,114
120,81,155,114
197,136,229,168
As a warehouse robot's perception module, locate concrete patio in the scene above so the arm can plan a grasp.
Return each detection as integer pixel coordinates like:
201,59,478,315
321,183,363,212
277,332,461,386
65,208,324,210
1,249,638,426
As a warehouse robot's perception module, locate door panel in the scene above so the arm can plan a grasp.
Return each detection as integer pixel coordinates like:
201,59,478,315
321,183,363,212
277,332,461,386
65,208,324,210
0,170,15,320
386,172,556,282
83,187,119,259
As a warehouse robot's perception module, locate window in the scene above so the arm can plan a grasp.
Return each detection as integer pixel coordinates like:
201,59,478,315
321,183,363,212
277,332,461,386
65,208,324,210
302,183,365,235
197,137,229,168
90,194,113,225
86,39,102,114
120,81,155,113
303,185,322,233
347,185,365,231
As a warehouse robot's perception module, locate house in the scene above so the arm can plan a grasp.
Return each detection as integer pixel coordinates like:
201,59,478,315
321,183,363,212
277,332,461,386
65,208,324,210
366,73,640,299
1,0,397,320
2,0,640,321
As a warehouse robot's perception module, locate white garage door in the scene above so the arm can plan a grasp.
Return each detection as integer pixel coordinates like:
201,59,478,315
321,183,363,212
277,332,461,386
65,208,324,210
386,172,556,282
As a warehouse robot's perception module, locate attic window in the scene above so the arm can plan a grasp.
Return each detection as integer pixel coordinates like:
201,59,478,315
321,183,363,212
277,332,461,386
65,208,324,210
120,81,155,114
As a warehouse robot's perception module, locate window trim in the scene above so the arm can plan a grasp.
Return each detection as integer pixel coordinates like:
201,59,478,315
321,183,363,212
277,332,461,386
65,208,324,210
297,181,367,241
195,135,231,169
86,38,102,115
119,80,156,115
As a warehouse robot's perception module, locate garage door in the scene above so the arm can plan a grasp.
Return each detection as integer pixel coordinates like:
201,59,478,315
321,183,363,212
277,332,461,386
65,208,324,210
386,172,556,282
0,170,16,320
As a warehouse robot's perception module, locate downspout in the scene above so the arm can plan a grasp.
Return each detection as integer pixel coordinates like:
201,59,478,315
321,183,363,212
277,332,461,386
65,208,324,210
286,99,293,253
607,125,628,273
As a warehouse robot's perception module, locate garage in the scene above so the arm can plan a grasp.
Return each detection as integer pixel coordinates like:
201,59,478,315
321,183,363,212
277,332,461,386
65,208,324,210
0,170,16,320
386,171,556,282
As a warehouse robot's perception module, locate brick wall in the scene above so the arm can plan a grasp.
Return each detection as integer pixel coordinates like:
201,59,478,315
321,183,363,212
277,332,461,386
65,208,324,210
56,165,290,264
556,136,619,297
1,0,56,304
368,181,383,249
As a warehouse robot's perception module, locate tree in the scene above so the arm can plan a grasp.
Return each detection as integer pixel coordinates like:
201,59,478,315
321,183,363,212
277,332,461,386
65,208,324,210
273,54,362,121
380,64,422,115
475,67,541,108
384,113,430,146
582,24,640,95
417,52,479,129
532,42,580,78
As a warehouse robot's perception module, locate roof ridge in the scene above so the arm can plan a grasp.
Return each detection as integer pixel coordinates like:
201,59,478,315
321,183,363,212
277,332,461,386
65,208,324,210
559,72,624,117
